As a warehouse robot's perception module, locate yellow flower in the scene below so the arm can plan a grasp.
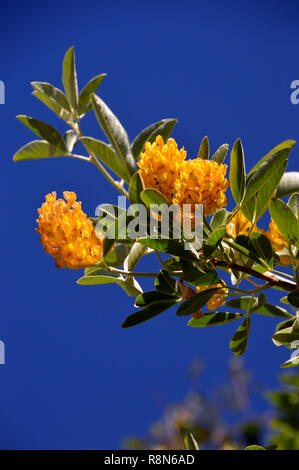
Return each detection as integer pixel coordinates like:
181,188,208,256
196,283,228,311
36,191,103,269
265,219,288,252
226,211,262,238
137,135,187,202
172,158,229,215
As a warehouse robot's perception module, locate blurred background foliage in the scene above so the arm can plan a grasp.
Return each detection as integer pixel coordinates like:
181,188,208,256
125,358,299,450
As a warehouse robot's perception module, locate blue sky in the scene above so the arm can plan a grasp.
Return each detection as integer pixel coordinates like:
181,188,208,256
1,0,299,449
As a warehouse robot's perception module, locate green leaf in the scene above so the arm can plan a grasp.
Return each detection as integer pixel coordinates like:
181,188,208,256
225,296,293,319
248,140,295,176
208,227,226,245
188,311,244,327
241,194,257,222
280,354,299,368
123,242,147,272
121,301,177,328
84,264,103,276
244,148,290,204
225,239,254,262
210,209,231,231
229,138,246,204
184,432,200,450
118,277,143,297
62,46,78,113
140,188,170,207
16,115,66,151
131,120,166,160
180,259,220,287
197,136,209,159
242,158,287,222
244,445,265,450
275,318,296,332
288,192,299,218
78,74,106,117
135,290,178,308
91,93,136,176
272,324,299,347
287,291,299,308
149,118,178,144
230,316,251,356
64,129,78,153
138,238,198,260
80,136,129,182
229,235,269,268
255,158,287,220
211,143,229,164
280,296,289,305
276,172,299,198
155,270,179,295
176,288,222,316
270,198,299,246
250,231,273,268
104,244,130,268
31,81,71,120
77,269,122,285
164,257,181,271
129,172,145,206
203,227,226,257
131,118,177,161
13,140,68,161
103,237,116,258
257,292,267,309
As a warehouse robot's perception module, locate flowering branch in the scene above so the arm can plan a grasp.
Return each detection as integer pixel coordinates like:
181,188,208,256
13,46,299,369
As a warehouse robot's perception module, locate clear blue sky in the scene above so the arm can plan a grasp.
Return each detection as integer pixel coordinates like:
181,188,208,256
1,0,299,449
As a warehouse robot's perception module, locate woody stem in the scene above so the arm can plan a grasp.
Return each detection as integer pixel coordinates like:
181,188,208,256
211,258,296,292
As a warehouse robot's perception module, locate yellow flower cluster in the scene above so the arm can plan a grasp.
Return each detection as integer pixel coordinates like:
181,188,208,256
173,158,229,216
226,211,262,238
226,211,252,237
265,219,288,253
137,135,186,202
36,191,103,269
264,220,299,266
196,283,228,311
137,136,229,215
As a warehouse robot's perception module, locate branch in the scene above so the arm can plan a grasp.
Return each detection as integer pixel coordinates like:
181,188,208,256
212,258,297,292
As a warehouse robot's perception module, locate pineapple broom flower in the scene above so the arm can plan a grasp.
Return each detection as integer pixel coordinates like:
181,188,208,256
226,210,263,238
172,157,229,216
137,135,187,202
265,219,288,253
137,135,230,216
36,191,103,269
265,218,299,267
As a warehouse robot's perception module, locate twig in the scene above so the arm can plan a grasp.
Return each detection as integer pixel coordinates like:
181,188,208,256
212,258,297,292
